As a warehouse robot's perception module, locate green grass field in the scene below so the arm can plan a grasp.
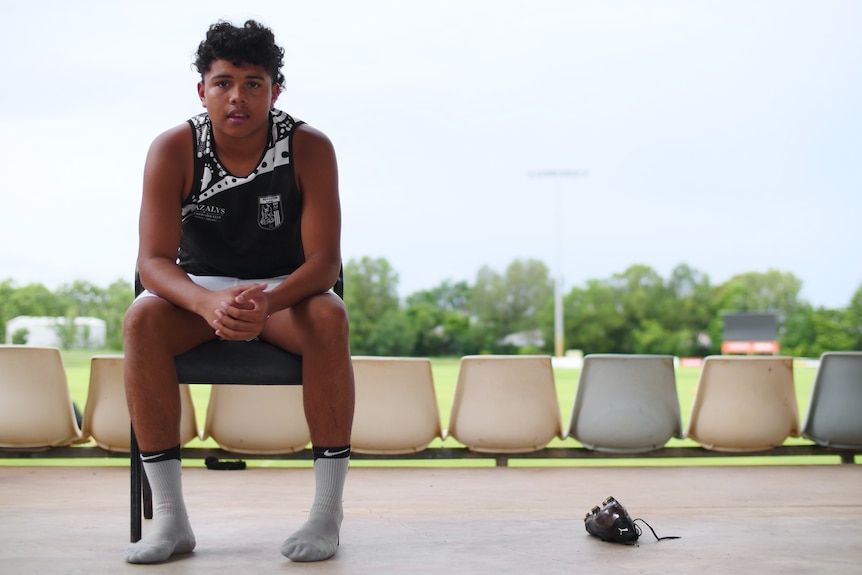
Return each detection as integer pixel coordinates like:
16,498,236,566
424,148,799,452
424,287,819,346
6,349,833,468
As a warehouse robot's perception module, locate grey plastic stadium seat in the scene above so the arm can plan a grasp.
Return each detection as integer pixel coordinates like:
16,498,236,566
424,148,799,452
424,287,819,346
801,351,862,449
567,354,682,452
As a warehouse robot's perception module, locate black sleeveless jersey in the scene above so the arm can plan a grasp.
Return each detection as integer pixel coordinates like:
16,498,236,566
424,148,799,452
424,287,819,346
177,109,305,278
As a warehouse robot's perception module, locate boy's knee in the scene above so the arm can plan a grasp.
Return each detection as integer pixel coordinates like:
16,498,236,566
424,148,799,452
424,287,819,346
123,299,169,343
319,299,350,335
123,302,147,340
300,296,350,339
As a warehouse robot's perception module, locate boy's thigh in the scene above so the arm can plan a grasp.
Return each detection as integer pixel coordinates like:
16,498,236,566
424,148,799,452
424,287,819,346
126,295,214,353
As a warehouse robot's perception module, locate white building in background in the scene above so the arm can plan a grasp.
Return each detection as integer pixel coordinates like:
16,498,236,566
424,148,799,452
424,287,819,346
4,316,106,348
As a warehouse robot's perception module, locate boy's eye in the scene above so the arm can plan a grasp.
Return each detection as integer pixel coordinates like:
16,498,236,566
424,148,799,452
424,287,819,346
248,81,260,88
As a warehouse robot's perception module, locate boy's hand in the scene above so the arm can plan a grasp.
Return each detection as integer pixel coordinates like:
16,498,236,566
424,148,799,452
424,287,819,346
210,283,270,340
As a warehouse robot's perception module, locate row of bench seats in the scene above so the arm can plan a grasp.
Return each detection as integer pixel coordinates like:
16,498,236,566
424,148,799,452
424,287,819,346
1,347,861,461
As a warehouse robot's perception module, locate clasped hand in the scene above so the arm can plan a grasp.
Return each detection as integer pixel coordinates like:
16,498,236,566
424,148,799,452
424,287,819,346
208,283,270,340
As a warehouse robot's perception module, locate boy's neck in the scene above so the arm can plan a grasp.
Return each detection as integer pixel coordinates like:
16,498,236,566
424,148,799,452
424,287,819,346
211,121,270,178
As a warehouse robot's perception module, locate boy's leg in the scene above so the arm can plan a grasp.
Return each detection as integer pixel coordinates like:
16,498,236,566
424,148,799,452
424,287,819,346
123,297,214,564
263,293,355,562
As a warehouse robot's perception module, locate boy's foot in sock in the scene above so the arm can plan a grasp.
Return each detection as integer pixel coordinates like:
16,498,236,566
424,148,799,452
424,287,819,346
125,451,195,564
281,449,348,562
281,512,341,561
125,515,196,564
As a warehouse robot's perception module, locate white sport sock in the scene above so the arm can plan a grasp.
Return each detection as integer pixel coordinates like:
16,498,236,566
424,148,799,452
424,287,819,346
281,455,349,562
125,458,196,564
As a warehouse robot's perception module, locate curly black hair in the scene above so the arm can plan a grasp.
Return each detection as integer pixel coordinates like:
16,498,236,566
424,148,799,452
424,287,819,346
194,20,285,88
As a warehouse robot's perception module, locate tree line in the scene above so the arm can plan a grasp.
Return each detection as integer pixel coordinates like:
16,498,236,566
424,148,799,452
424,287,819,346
0,279,133,350
2,258,860,357
342,258,862,358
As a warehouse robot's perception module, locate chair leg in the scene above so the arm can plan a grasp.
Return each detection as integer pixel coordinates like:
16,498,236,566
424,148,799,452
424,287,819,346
143,468,153,519
130,424,142,542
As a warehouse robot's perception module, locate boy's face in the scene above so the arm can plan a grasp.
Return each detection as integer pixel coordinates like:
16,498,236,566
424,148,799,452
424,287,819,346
197,58,280,138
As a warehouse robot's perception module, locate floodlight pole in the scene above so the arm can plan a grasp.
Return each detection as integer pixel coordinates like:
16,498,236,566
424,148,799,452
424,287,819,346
528,169,588,357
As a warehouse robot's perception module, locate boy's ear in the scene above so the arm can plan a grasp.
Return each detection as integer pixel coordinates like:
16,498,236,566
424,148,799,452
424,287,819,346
270,83,281,108
197,81,207,108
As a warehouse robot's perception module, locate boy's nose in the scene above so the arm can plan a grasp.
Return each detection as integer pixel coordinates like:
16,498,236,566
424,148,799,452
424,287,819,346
229,87,247,103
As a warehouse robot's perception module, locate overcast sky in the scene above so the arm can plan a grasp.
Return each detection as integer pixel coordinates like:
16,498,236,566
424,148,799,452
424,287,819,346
2,0,860,308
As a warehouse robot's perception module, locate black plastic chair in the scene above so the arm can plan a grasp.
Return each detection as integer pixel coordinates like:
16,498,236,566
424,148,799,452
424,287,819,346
130,270,342,542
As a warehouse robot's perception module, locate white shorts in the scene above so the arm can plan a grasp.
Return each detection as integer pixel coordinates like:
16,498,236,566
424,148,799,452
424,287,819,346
136,273,290,301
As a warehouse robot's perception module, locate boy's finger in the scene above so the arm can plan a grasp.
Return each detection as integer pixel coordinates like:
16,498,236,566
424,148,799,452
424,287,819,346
235,282,268,303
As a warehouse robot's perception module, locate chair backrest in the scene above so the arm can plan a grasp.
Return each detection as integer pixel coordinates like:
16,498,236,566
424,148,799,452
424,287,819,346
202,384,310,454
0,345,82,448
685,355,799,452
567,354,682,452
445,355,562,453
801,351,862,449
82,355,199,452
350,356,442,455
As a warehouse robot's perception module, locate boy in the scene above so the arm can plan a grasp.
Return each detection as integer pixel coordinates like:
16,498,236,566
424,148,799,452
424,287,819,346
123,20,354,564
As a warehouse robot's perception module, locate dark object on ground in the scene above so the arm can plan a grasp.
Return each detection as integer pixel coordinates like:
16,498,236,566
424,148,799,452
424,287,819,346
584,496,680,544
205,457,247,470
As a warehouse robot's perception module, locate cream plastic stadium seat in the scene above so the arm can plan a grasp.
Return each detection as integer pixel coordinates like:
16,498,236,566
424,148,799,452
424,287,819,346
802,351,862,449
685,355,799,452
202,385,310,454
82,355,198,452
567,354,682,452
351,356,442,455
0,345,83,448
445,355,562,453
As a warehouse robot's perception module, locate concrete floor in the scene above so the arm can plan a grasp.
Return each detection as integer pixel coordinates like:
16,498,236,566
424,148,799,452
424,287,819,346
1,464,860,574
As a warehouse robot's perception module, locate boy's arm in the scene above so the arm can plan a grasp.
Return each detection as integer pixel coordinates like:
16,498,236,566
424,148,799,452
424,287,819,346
264,123,343,313
135,124,224,323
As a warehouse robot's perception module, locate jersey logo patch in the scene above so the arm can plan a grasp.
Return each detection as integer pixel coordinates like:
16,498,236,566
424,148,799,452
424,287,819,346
258,194,284,230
